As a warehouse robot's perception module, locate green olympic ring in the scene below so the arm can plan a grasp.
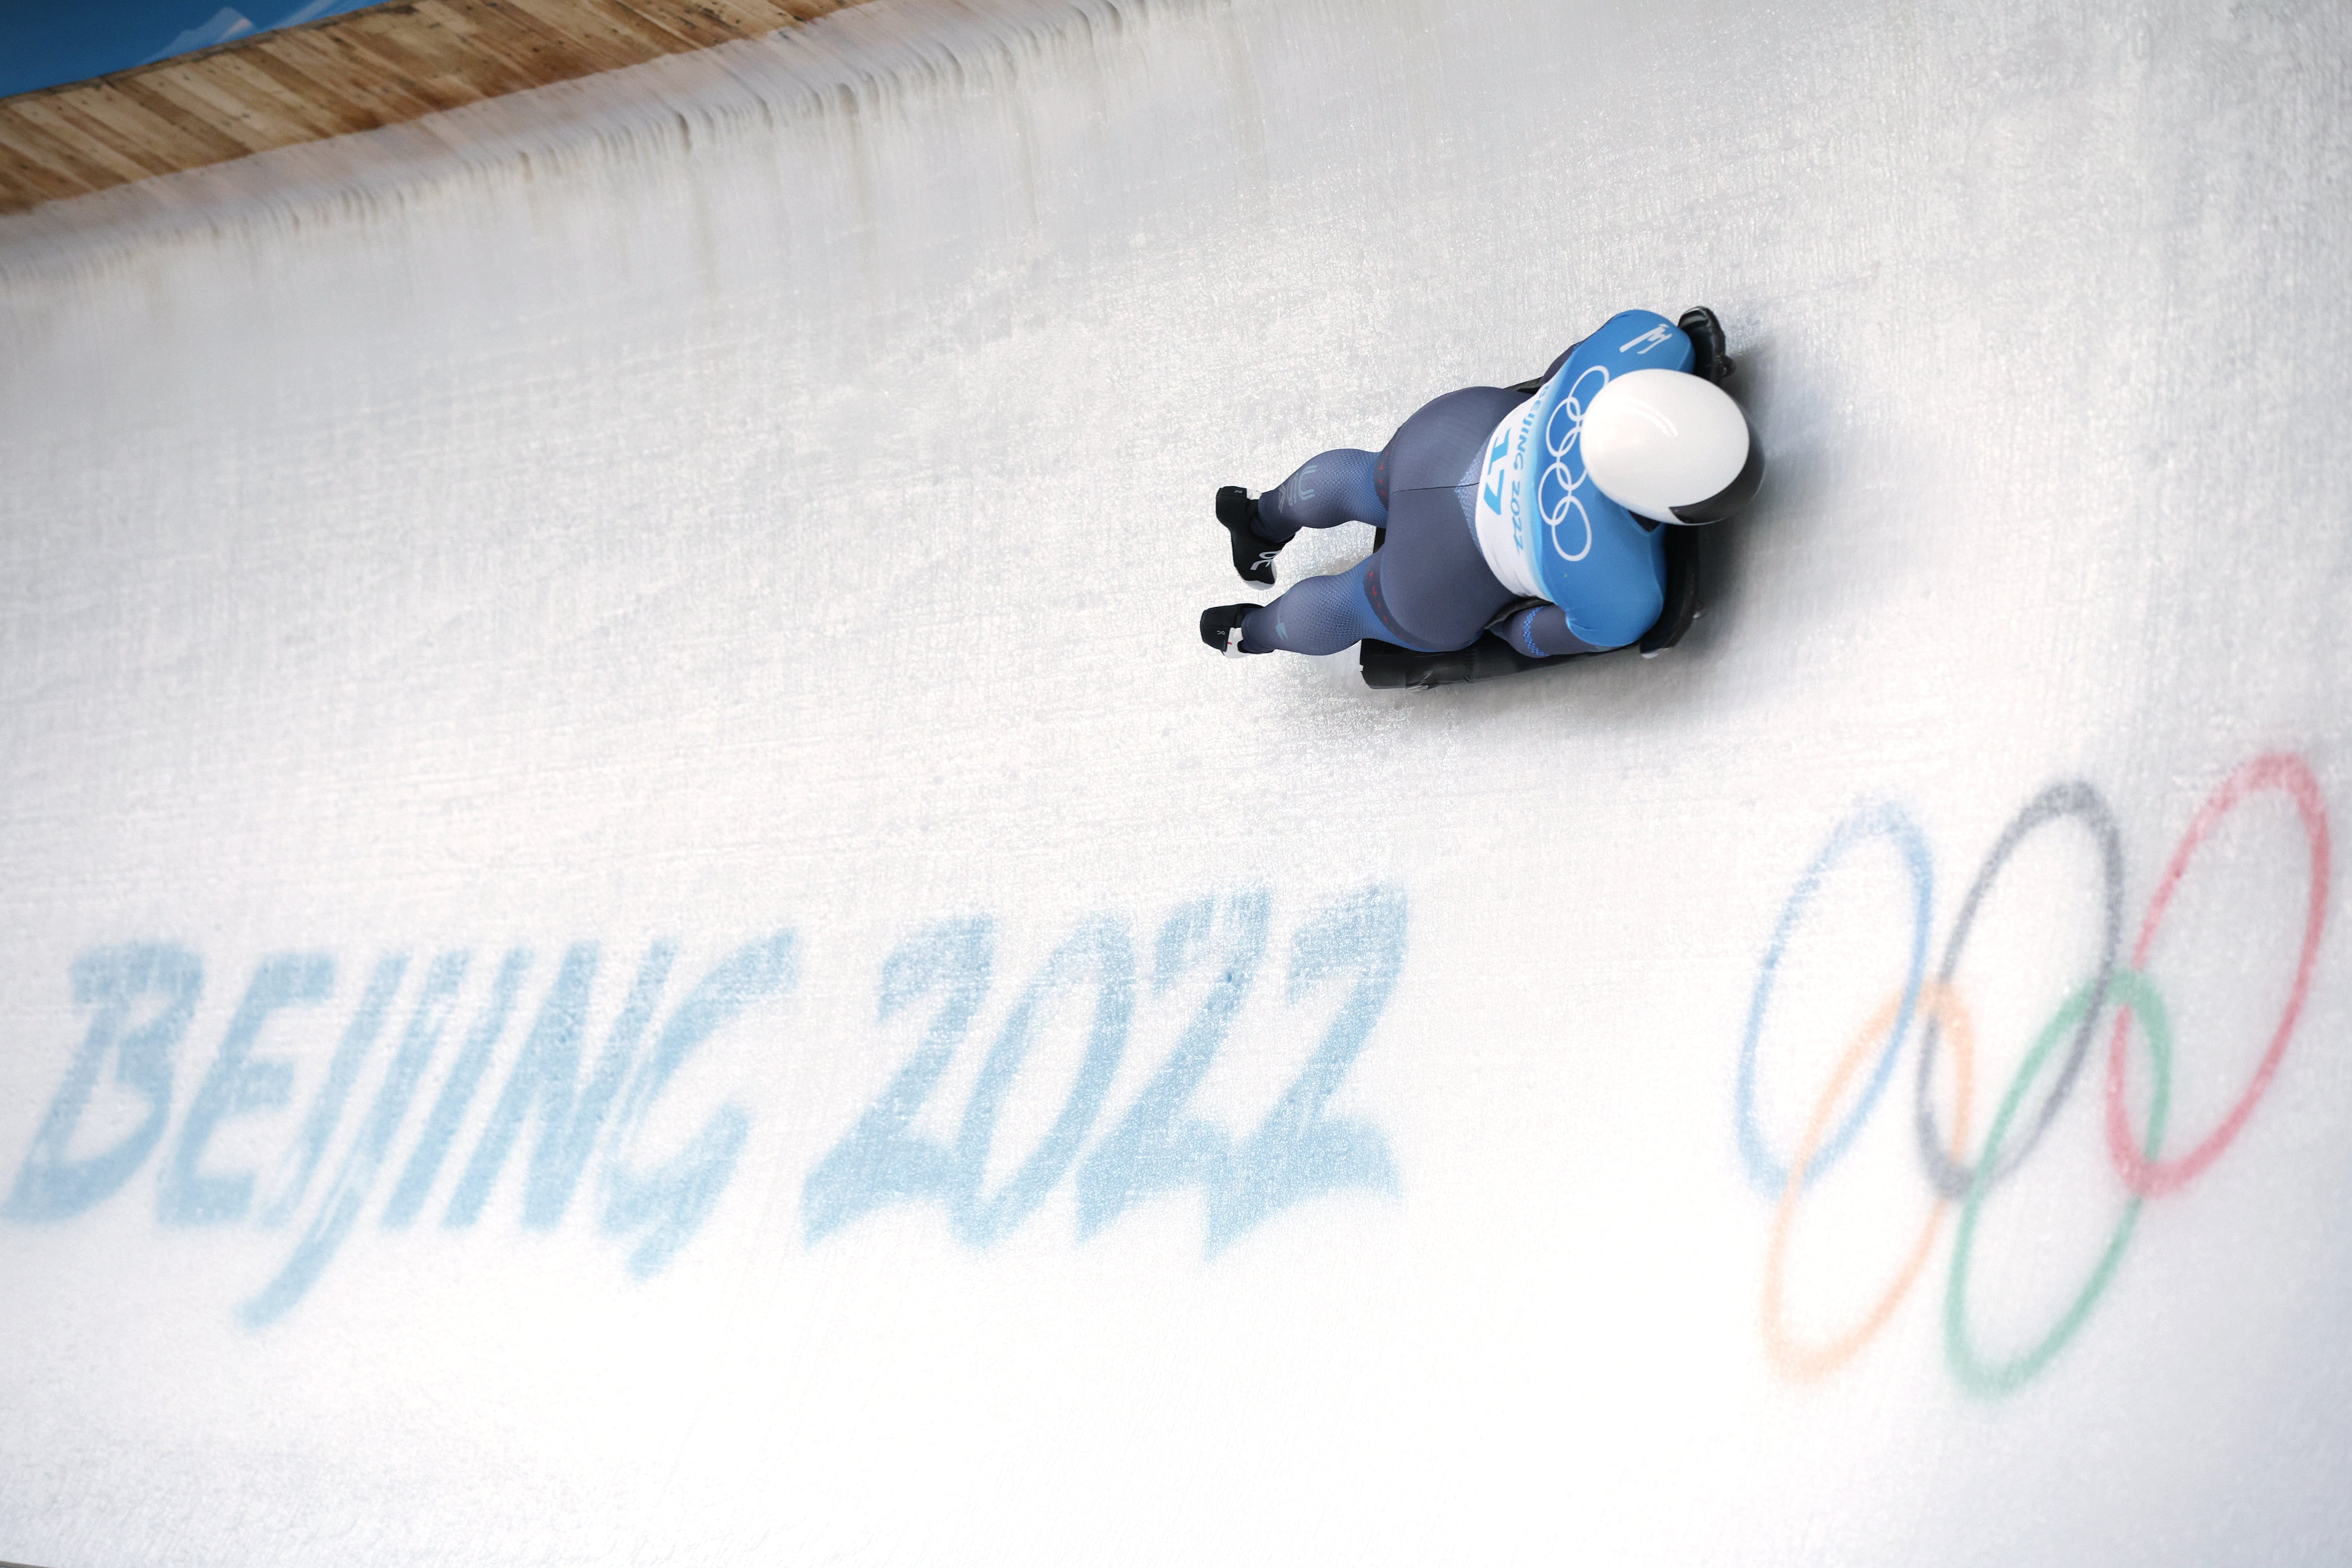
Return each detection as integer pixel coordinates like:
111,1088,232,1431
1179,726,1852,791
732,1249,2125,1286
1943,970,2172,1397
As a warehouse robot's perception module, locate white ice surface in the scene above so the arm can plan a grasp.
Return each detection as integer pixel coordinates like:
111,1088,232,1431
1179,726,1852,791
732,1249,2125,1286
2,0,2350,1562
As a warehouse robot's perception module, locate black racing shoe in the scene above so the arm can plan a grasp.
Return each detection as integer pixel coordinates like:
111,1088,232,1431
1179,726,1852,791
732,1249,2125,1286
1678,307,1735,384
1216,486,1283,587
1200,603,1262,656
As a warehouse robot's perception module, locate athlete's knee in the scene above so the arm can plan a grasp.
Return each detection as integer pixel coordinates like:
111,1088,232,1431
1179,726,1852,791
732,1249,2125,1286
1240,587,1350,657
1578,575,1666,650
1264,449,1385,533
1499,605,1600,659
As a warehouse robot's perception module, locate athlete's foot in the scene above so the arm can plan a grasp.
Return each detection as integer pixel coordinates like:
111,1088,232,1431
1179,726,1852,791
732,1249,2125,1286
1679,307,1735,384
1199,604,1263,657
1216,486,1284,587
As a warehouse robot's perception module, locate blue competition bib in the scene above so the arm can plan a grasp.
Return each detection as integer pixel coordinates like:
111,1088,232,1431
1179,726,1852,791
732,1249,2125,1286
1471,310,1693,643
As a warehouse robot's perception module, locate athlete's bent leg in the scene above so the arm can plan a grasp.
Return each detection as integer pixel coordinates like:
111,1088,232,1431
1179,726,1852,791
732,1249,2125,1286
1238,557,1390,655
1254,448,1388,541
1372,486,1516,652
1490,604,1609,659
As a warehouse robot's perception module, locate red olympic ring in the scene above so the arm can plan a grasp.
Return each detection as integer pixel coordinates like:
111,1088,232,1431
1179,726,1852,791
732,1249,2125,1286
2104,753,2332,1198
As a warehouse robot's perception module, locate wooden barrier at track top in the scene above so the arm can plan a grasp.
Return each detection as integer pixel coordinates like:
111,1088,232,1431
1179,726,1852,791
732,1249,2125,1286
0,0,867,213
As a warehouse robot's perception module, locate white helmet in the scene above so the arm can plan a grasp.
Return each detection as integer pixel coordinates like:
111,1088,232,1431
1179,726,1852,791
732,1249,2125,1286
1581,368,1762,525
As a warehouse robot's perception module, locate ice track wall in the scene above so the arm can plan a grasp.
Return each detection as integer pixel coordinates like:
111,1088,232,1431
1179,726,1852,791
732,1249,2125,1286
3,0,2350,1563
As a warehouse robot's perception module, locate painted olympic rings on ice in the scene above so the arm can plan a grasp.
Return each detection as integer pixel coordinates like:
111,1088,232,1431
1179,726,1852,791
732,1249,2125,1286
1741,754,2331,1396
1736,801,1934,1194
1762,979,1973,1380
1945,971,2170,1396
1913,781,2123,1201
2105,754,2332,1198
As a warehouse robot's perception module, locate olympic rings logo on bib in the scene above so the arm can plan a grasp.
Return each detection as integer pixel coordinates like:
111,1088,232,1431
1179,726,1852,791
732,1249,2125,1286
1736,754,2331,1397
1534,365,1607,565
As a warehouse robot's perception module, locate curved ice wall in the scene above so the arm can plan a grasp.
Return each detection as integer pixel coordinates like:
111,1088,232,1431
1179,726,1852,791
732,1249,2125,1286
2,0,2349,1562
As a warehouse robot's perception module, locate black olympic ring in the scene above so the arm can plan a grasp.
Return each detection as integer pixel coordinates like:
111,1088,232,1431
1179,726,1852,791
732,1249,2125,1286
1909,781,2124,1200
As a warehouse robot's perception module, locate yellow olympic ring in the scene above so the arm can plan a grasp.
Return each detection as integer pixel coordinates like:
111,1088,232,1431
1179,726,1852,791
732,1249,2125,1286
1761,979,1975,1381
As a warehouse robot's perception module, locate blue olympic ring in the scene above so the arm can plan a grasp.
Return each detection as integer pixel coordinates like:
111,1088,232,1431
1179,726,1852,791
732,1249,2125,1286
1735,802,1933,1194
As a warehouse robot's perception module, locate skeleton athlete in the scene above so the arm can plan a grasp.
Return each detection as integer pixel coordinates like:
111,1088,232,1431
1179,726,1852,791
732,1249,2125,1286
1200,307,1763,678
